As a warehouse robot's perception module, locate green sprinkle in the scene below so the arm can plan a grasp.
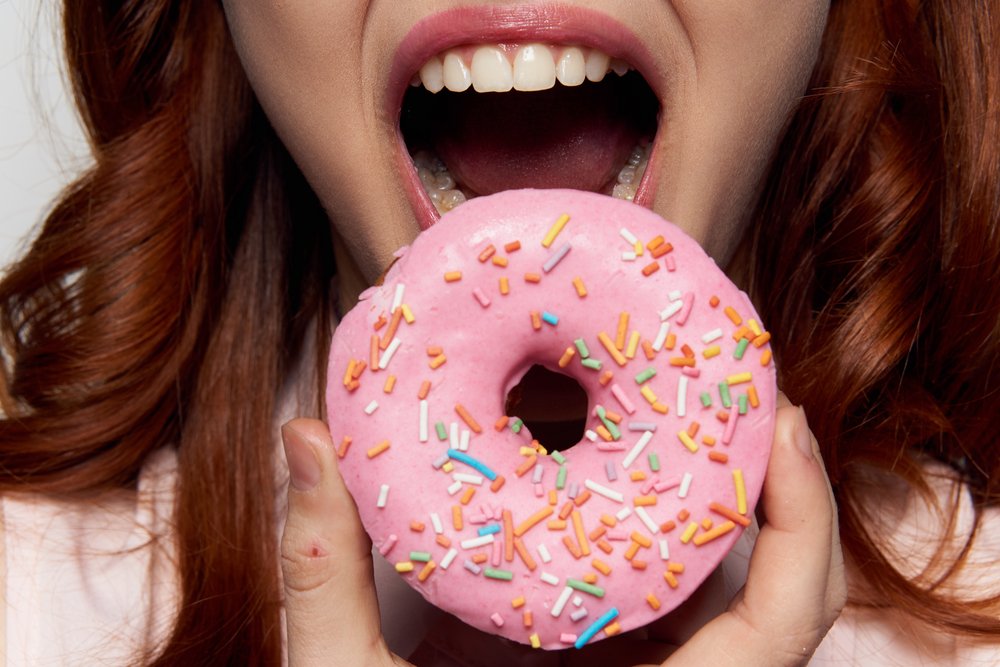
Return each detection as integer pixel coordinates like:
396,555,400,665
574,338,591,359
734,338,750,360
648,452,661,472
435,421,448,441
511,418,523,434
596,406,621,440
738,394,749,415
556,464,568,490
581,358,603,371
409,551,432,562
719,381,732,409
551,451,567,465
700,391,713,408
634,367,657,384
566,579,606,598
484,568,514,581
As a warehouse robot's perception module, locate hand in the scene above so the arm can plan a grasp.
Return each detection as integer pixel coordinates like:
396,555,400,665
279,395,844,667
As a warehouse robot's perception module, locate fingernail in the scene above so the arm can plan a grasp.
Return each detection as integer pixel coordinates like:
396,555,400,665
282,424,321,491
793,406,814,459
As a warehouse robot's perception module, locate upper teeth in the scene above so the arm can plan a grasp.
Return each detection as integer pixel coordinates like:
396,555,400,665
415,44,629,94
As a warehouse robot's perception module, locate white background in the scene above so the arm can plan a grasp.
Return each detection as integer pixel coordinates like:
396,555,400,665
0,0,88,268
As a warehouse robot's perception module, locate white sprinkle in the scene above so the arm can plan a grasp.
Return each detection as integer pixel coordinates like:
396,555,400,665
570,607,589,622
615,506,633,522
584,429,599,442
532,463,544,484
668,290,682,301
542,242,572,273
634,506,660,533
605,461,618,481
378,337,402,370
551,586,574,617
585,479,624,503
472,287,491,308
652,321,671,351
660,300,683,321
568,483,580,500
430,512,444,534
453,473,483,486
363,399,379,415
659,539,670,560
440,548,458,570
459,428,470,452
391,283,406,313
460,534,496,549
419,400,429,442
677,376,689,418
621,251,637,262
620,227,638,245
450,422,460,449
537,544,553,563
701,328,724,344
628,422,657,432
376,484,389,508
622,430,654,469
464,560,482,575
573,595,584,607
540,572,560,586
432,453,449,469
678,472,693,499
447,480,463,495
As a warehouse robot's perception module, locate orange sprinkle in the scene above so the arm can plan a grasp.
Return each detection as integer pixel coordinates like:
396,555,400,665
687,421,701,438
573,490,592,507
647,235,665,251
708,502,751,527
512,596,526,609
491,255,509,268
418,561,436,582
530,310,542,330
664,333,676,350
410,520,425,532
382,374,396,394
748,385,760,408
709,451,730,463
670,356,696,367
709,295,720,308
752,331,772,347
427,345,444,356
598,332,628,366
336,436,352,459
592,559,612,576
624,541,640,561
455,404,483,434
559,501,575,520
548,519,568,530
524,272,541,283
418,380,431,400
631,559,648,571
345,379,360,392
499,277,510,295
515,455,538,478
429,353,447,369
494,416,509,432
472,553,489,564
605,409,623,424
633,495,657,507
677,509,690,522
436,535,452,548
631,531,653,548
478,244,496,262
667,562,685,574
702,435,717,447
373,313,387,331
646,593,661,610
589,525,607,541
460,486,475,505
523,610,533,628
548,489,558,506
595,424,614,442
596,539,613,554
652,402,669,415
615,313,630,350
444,271,462,282
558,346,576,368
604,621,622,637
664,571,679,589
717,410,730,423
599,371,614,386
381,308,403,350
452,505,464,531
490,475,506,493
562,535,583,559
641,262,660,277
505,240,522,253
503,509,515,562
693,520,737,546
732,325,751,341
513,537,537,571
660,520,676,533
651,242,673,258
701,518,714,530
572,276,588,297
600,514,617,527
642,339,656,360
681,343,695,359
724,306,742,325
572,510,591,556
514,506,554,537
343,359,357,387
367,440,390,458
583,573,599,584
760,349,773,366
370,335,381,371
629,470,647,482
351,361,367,382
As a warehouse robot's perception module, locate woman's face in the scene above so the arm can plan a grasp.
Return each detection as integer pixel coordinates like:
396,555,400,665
222,1,829,283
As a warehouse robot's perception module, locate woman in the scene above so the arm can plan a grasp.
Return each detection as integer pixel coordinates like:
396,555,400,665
2,0,997,664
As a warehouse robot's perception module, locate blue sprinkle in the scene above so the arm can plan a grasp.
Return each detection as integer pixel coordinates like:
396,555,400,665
447,449,498,481
541,311,559,326
477,523,502,536
575,608,620,649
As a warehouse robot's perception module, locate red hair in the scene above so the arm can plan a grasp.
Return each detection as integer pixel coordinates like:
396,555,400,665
0,0,996,662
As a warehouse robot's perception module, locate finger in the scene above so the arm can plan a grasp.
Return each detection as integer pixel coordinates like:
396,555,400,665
281,418,403,667
666,404,844,666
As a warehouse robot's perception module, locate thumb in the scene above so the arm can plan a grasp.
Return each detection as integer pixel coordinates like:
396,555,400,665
281,418,401,666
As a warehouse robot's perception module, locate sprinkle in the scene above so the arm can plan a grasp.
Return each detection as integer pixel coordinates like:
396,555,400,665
524,272,542,283
478,524,502,537
675,292,695,326
598,332,628,366
615,506,633,522
659,300,683,321
463,560,482,575
678,472,693,499
514,506,555,537
417,400,429,443
454,404,483,434
734,337,750,360
650,322,670,353
641,262,660,276
444,271,462,282
450,422,460,450
556,464,568,490
367,440,390,458
733,469,748,514
429,353,447,369
622,430,654,469
599,371,614,387
724,306,742,325
572,510,591,557
558,347,577,368
658,539,670,559
542,213,571,248
461,534,495,550
459,429,471,452
484,568,514,581
693,520,737,546
409,550,432,562
336,436,352,459
648,453,661,472
708,451,729,463
760,349,773,366
382,374,396,394
574,608,620,649
551,586,575,618
572,338,591,359
435,421,448,441
610,384,637,414
585,479,625,503
680,522,698,544
541,311,559,326
505,240,521,252
447,449,498,481
515,455,538,478
677,431,699,453
677,376,689,418
719,381,733,408
572,277,588,297
634,368,656,384
446,480,462,495
473,287,492,308
378,338,403,371
738,394,749,415
491,476,506,492
493,255,509,268
543,242,572,273
625,331,641,359
400,303,416,324
620,227,638,244
529,633,541,649
722,403,740,444
377,484,390,508
567,579,605,598
634,506,660,534
490,612,505,627
498,276,510,296
395,561,414,573
461,487,476,505
701,328,723,344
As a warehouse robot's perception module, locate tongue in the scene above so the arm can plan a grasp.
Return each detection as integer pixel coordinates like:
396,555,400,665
429,81,645,196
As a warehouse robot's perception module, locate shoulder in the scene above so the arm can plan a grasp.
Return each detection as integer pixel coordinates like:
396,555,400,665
2,447,180,665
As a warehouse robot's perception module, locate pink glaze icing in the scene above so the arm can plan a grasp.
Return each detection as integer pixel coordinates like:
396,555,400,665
326,189,776,650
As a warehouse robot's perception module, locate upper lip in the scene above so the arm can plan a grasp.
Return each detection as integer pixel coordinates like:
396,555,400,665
388,4,664,228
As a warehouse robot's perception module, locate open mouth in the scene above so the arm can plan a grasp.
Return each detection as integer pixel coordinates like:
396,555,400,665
399,43,660,216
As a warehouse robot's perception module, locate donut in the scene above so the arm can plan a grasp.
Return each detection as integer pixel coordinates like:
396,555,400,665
326,189,776,650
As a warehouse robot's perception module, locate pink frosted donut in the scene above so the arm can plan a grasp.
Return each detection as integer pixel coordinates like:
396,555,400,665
326,189,776,650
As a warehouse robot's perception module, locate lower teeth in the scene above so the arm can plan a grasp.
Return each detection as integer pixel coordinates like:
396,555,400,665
412,141,651,214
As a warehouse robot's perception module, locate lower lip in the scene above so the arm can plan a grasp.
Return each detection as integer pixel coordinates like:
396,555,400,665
392,4,661,230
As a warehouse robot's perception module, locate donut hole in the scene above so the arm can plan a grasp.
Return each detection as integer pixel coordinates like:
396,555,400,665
504,365,588,453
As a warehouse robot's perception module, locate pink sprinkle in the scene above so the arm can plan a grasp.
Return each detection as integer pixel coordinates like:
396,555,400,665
722,403,740,445
491,537,502,566
654,478,681,493
473,287,491,308
675,292,695,325
491,612,505,627
640,479,658,495
681,366,701,378
596,442,627,452
534,482,545,497
610,383,637,415
665,255,676,271
377,534,398,556
560,633,578,644
468,514,488,525
606,529,629,541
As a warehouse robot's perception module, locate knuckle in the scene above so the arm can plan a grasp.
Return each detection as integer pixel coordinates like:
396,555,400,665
280,524,335,596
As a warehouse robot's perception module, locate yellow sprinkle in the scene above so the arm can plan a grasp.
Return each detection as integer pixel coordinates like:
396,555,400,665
733,469,747,514
680,522,699,544
441,461,454,473
572,276,588,297
646,593,661,610
640,385,658,404
401,303,416,324
444,271,462,282
512,596,526,609
702,346,721,359
542,213,571,248
529,633,541,649
395,562,414,573
382,375,397,394
678,431,699,453
748,318,763,336
519,446,537,456
367,440,390,458
499,277,510,295
625,331,641,360
634,240,644,256
726,371,752,385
